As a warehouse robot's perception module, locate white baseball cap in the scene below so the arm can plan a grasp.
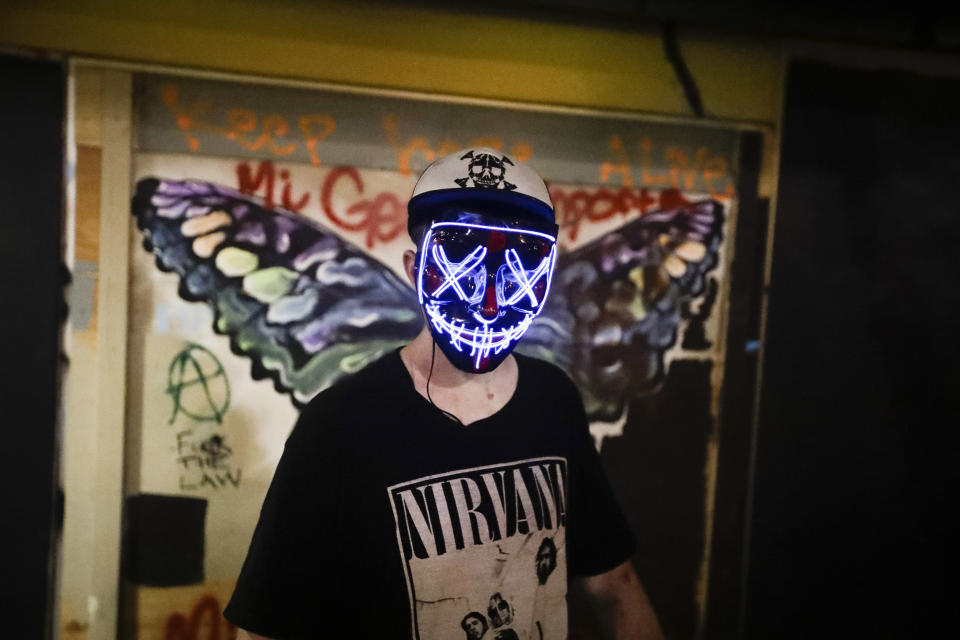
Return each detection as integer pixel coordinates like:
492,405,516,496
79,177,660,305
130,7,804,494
407,147,555,236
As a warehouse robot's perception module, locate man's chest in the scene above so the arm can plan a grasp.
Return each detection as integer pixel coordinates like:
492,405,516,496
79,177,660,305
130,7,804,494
318,410,580,638
377,455,571,640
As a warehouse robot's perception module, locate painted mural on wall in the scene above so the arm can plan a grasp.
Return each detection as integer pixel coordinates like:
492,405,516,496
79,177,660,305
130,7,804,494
124,72,738,639
132,176,720,422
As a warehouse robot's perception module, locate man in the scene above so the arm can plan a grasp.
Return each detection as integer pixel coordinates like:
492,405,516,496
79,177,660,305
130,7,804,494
536,537,557,586
488,593,514,629
461,612,489,640
487,593,520,640
224,148,663,639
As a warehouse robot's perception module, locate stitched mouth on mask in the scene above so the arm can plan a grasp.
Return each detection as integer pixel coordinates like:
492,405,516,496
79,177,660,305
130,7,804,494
425,302,535,361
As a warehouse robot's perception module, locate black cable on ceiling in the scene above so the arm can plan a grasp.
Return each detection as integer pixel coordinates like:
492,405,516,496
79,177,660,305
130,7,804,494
661,21,706,117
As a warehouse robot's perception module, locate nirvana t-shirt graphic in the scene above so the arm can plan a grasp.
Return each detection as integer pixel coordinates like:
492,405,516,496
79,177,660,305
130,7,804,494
388,457,569,640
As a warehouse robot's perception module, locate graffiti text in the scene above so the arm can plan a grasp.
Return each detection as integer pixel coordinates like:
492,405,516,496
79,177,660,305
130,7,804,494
176,430,242,490
162,83,336,166
236,160,310,212
382,115,533,175
601,135,735,201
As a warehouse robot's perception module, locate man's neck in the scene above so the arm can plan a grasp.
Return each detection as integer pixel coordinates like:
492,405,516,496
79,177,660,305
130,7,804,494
399,328,519,424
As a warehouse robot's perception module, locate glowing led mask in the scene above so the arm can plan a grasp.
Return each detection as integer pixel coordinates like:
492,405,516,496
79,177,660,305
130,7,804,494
417,221,557,373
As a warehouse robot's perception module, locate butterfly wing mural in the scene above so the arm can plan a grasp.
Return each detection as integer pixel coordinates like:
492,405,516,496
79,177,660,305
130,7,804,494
132,178,423,406
519,199,723,420
132,178,721,419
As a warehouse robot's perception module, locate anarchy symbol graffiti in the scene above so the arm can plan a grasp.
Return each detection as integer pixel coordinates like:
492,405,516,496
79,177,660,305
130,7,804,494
166,342,231,424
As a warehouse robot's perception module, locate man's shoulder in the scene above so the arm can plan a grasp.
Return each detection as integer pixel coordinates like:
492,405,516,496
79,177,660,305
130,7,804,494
515,352,579,394
514,353,589,430
287,349,405,450
298,349,404,419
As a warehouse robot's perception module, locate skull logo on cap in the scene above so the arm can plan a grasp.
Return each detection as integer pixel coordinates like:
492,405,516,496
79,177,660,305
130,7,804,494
455,150,517,191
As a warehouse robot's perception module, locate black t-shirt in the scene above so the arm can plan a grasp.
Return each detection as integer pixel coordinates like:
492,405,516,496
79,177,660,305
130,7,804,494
224,351,635,639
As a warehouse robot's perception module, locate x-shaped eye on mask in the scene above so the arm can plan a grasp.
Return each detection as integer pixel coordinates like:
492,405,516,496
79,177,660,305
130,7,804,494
430,243,487,302
499,248,552,307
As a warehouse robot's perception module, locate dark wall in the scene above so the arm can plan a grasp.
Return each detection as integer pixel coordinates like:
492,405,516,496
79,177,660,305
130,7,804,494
0,55,65,639
747,60,960,637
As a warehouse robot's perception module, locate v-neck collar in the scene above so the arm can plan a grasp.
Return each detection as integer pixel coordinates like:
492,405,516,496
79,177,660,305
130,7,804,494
393,348,524,429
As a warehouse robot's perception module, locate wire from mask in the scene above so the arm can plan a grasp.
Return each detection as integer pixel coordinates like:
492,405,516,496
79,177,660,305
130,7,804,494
426,340,463,425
